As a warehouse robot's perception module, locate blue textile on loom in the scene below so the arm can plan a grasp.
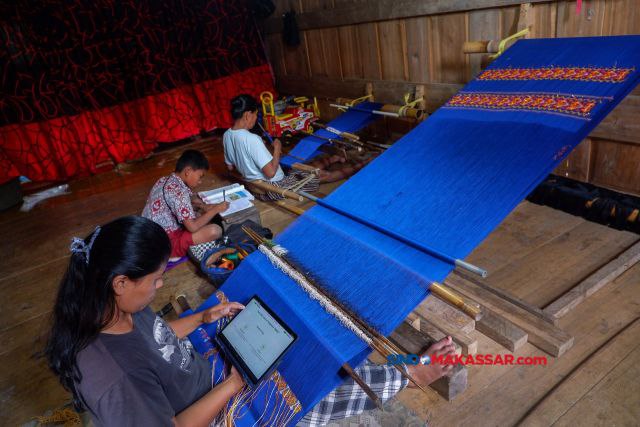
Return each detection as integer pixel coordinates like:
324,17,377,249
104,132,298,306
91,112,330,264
280,102,383,167
192,36,640,425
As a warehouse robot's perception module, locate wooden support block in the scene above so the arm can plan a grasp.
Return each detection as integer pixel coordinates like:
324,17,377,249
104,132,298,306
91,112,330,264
420,295,476,334
543,241,640,320
390,322,432,354
422,318,478,355
476,308,528,352
446,274,574,357
415,84,426,114
406,314,462,355
430,364,467,401
413,297,478,355
406,312,421,330
390,323,468,401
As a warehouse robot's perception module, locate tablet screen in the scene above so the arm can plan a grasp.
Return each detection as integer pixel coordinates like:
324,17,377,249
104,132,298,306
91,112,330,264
219,297,296,381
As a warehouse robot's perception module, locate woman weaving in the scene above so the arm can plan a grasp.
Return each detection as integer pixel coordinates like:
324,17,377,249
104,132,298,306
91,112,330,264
45,216,455,426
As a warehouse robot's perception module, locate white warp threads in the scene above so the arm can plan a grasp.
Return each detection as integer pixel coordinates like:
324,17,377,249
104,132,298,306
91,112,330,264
271,244,288,256
258,245,372,345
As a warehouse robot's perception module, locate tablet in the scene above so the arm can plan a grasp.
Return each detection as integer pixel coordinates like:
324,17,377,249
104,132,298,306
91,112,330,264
216,295,297,387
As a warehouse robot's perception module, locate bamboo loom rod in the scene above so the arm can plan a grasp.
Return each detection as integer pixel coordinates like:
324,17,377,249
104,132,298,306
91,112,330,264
312,122,361,142
329,103,400,118
341,363,384,410
300,131,363,151
296,190,488,278
274,200,307,216
430,282,483,321
312,122,391,149
257,122,274,144
248,180,304,202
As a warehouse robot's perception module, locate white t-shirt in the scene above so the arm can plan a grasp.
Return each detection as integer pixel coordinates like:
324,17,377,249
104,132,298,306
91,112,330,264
223,129,285,182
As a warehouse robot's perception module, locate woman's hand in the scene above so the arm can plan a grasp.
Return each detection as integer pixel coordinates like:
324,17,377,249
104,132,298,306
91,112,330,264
201,302,245,323
227,365,246,391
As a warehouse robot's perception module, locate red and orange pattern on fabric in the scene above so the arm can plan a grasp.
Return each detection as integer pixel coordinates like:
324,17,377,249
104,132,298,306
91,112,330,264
477,67,633,83
445,93,600,118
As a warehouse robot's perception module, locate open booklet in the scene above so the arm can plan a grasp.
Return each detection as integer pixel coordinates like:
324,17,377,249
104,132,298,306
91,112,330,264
198,183,255,218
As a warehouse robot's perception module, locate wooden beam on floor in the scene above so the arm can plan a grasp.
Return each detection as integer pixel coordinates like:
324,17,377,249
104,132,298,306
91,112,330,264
543,241,640,320
454,270,556,325
419,295,476,334
445,274,574,357
475,308,528,352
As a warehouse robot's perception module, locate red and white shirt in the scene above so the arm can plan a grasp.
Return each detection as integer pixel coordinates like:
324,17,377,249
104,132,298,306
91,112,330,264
142,174,196,233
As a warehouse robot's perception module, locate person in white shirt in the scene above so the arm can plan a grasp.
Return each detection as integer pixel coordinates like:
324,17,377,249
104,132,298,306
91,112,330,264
223,94,368,200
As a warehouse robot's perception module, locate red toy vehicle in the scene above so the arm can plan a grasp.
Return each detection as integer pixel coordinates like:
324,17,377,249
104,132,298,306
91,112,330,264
260,91,319,139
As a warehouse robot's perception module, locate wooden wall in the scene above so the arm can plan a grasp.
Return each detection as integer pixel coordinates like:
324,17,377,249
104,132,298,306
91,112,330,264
262,0,640,196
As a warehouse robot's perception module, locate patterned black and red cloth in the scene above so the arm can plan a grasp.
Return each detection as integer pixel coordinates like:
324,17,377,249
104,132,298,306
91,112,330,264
0,0,274,184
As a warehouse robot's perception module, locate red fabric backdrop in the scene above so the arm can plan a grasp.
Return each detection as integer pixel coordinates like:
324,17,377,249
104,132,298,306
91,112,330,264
0,1,275,184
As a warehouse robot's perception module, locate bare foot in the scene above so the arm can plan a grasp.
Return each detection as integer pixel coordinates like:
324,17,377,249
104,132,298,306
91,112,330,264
406,336,456,388
328,154,347,164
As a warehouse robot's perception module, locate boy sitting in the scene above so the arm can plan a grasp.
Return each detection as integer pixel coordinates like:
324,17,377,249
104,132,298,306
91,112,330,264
142,150,229,260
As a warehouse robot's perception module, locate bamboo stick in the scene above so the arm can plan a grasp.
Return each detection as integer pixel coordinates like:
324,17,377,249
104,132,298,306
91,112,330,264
430,282,483,320
247,180,304,202
463,40,499,54
312,122,361,142
341,363,384,410
300,130,363,151
274,200,306,216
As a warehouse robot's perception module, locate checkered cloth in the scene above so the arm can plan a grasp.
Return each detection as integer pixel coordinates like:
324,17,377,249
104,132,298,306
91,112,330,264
297,360,409,426
257,171,320,201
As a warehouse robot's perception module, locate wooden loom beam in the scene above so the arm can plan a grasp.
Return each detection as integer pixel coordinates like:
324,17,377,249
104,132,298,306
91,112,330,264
445,274,574,357
543,240,640,321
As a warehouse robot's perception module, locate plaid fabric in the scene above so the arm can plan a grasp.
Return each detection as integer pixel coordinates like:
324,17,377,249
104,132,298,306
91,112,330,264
297,360,409,426
188,239,224,262
258,171,320,201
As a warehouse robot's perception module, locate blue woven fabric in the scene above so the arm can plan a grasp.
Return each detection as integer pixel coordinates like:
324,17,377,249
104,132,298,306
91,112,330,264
280,102,383,167
192,36,640,425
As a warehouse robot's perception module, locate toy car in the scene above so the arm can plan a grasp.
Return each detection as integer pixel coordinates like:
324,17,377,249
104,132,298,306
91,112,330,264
260,91,320,140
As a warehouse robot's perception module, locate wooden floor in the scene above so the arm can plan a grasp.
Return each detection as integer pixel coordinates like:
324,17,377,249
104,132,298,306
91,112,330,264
0,138,638,426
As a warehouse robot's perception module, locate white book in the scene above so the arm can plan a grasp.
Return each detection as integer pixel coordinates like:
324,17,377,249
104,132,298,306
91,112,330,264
199,184,255,218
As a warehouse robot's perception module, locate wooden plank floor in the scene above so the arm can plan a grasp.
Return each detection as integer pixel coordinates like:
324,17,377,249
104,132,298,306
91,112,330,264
1,137,638,425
